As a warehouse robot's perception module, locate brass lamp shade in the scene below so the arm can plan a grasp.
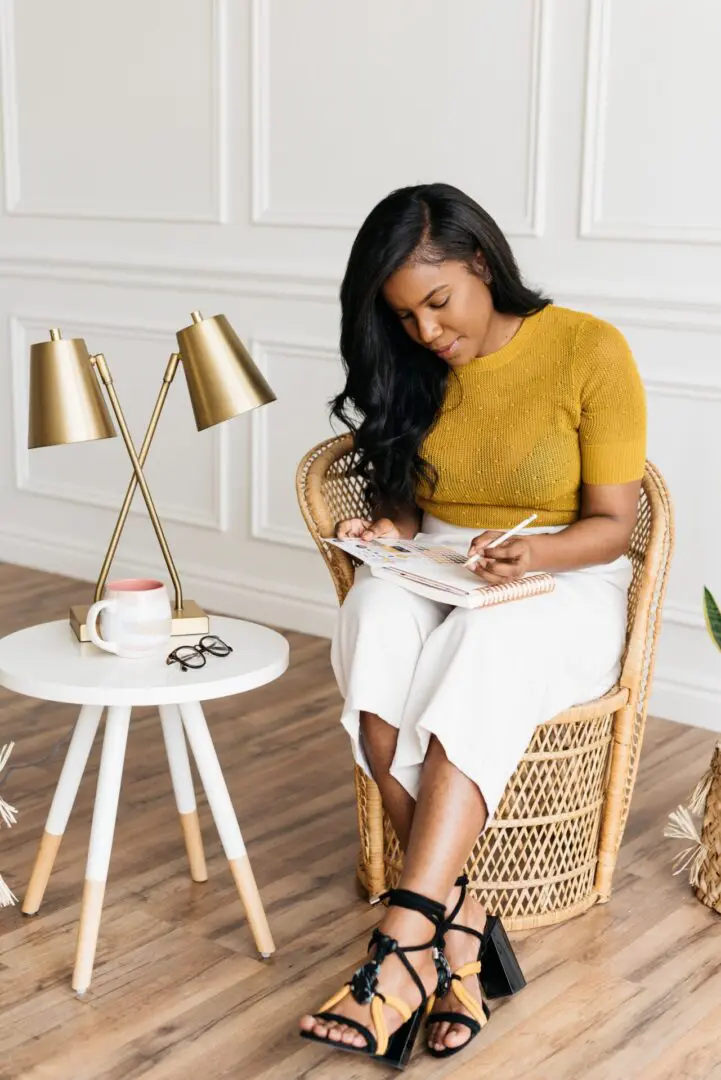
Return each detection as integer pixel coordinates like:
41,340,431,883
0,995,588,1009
28,331,116,448
176,312,276,431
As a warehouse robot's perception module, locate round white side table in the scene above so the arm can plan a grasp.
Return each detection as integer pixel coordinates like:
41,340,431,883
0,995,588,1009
0,615,289,994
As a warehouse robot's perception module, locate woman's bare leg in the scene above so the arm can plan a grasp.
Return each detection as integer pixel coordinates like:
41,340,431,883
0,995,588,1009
361,711,489,1050
300,733,488,1051
399,734,487,897
359,711,415,848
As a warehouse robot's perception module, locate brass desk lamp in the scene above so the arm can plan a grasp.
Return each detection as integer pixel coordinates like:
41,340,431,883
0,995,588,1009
28,312,275,641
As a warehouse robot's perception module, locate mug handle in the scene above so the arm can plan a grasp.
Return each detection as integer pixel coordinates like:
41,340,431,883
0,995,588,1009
86,599,119,655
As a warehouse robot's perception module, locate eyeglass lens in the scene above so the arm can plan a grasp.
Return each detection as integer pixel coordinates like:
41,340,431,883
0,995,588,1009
169,646,206,669
199,635,232,656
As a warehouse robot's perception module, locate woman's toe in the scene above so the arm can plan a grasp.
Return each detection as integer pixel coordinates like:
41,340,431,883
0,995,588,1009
445,1022,471,1048
300,1009,372,1049
431,1019,451,1048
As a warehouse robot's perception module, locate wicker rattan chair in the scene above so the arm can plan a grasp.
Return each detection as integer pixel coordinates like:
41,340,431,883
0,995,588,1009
297,433,673,929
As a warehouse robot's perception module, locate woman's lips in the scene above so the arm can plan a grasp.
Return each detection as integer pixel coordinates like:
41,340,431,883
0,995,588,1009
433,337,460,359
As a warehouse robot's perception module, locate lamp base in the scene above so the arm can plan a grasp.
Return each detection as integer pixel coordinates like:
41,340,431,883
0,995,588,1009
70,600,210,643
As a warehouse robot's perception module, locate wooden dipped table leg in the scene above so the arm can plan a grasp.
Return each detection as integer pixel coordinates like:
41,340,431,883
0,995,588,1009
73,880,106,994
72,705,131,994
229,855,275,957
159,705,208,883
179,700,275,958
23,704,103,916
179,810,208,883
23,832,63,916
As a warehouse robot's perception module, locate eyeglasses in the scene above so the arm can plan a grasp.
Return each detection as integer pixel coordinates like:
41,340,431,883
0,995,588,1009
166,634,233,672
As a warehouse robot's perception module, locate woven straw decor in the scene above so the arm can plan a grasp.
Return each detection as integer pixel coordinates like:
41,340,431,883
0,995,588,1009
665,741,721,915
297,434,673,930
0,742,18,906
697,744,721,913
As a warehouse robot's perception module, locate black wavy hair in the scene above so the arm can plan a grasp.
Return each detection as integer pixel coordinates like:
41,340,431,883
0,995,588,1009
332,182,551,516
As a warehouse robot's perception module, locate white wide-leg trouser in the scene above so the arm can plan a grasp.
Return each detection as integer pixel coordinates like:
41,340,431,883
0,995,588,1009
331,517,631,823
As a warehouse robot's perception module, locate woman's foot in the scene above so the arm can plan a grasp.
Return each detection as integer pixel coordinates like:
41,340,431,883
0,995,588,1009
299,907,439,1050
426,885,487,1053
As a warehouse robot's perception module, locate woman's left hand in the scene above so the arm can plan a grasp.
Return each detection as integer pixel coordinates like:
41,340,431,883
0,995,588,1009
466,532,534,584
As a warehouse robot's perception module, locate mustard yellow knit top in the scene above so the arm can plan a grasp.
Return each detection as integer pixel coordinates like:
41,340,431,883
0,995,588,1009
417,305,647,529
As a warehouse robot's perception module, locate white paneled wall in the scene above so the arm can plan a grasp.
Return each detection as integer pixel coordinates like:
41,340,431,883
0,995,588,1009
253,0,548,234
0,0,719,729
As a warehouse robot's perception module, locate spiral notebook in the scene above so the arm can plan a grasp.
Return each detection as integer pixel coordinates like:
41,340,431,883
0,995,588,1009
324,537,555,609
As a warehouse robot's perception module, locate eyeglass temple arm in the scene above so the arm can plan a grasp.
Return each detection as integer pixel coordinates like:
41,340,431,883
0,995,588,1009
93,353,182,605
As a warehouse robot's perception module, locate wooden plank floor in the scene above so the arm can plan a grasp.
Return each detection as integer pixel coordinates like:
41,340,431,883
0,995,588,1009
0,562,720,1080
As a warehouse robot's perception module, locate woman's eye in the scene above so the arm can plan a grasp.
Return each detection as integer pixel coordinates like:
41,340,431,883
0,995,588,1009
398,296,448,321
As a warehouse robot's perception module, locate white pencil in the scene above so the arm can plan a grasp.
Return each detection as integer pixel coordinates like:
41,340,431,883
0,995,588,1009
464,514,538,568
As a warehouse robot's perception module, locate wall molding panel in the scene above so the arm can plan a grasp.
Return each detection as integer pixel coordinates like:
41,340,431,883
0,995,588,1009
0,0,229,224
250,337,340,550
644,378,721,406
580,0,721,244
251,0,551,236
0,254,341,303
0,0,21,213
4,255,721,321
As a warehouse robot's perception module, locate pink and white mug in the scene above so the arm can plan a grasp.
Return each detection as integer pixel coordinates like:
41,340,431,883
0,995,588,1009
86,578,172,658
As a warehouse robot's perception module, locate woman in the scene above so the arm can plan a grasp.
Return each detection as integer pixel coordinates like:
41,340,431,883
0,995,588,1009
299,183,646,1066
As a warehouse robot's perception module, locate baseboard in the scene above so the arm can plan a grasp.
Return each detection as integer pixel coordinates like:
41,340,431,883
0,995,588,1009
650,676,721,733
0,527,338,639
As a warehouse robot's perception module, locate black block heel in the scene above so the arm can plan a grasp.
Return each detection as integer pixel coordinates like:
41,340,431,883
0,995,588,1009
384,1006,424,1070
480,914,527,1000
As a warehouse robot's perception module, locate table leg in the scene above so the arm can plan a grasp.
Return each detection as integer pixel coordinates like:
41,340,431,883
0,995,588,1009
72,704,131,994
22,704,104,916
159,704,207,883
179,700,275,958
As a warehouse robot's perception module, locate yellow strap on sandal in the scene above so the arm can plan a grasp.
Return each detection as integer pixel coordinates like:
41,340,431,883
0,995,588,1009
370,992,414,1055
450,976,488,1029
317,984,352,1013
384,994,413,1023
370,995,388,1055
426,959,487,1029
453,960,481,980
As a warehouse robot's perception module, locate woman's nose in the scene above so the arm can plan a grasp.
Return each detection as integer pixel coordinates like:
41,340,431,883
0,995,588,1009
416,314,442,345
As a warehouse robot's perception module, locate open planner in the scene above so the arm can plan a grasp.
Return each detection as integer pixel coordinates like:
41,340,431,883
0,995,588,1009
324,537,555,609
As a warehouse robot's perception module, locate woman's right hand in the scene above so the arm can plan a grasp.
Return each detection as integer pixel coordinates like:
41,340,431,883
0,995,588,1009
335,517,401,541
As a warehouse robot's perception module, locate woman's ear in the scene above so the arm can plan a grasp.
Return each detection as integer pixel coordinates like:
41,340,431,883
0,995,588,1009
472,250,492,285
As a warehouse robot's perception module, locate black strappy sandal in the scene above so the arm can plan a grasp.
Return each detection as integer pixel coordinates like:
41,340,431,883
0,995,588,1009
301,887,446,1070
425,874,526,1059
